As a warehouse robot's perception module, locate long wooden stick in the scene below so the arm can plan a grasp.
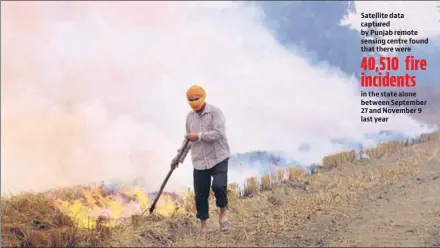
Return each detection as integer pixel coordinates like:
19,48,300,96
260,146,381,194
142,139,190,216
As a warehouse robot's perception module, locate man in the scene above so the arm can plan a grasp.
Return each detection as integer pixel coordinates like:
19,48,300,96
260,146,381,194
171,85,231,234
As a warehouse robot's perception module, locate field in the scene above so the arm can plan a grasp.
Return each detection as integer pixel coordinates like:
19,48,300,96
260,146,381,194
2,131,440,247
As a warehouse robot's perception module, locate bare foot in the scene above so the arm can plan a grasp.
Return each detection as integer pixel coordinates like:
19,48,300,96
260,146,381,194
219,207,228,222
201,220,207,234
219,207,229,231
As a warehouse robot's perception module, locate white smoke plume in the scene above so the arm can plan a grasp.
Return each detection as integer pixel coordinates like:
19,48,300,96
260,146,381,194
1,1,431,194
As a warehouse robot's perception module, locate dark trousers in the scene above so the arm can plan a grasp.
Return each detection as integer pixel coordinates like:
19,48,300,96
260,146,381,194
193,158,228,220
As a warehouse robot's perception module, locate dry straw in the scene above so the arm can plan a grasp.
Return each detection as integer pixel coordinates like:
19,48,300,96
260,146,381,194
2,130,439,247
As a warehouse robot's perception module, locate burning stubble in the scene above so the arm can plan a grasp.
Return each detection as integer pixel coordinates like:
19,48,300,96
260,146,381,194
1,1,431,195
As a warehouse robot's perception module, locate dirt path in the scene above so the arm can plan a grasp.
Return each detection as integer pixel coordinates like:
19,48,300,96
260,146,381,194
289,140,440,247
324,157,440,247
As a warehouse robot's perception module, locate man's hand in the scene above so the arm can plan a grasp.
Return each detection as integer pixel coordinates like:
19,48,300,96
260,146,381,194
186,132,199,141
170,157,178,169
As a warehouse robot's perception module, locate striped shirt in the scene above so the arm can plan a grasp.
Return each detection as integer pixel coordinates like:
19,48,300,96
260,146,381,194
178,104,231,170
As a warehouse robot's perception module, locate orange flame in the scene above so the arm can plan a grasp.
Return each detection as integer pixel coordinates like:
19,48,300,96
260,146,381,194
51,186,180,228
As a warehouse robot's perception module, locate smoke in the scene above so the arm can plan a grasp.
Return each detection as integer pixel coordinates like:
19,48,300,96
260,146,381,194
1,1,432,194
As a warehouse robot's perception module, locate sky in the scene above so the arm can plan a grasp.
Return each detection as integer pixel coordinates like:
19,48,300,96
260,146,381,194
341,1,440,39
341,1,440,53
1,1,434,194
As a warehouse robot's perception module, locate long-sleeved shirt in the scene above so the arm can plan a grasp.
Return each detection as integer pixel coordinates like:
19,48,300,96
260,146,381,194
178,103,231,170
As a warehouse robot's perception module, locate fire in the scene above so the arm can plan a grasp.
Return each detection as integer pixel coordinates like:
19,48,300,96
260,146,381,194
132,187,150,210
51,185,182,229
155,193,177,217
